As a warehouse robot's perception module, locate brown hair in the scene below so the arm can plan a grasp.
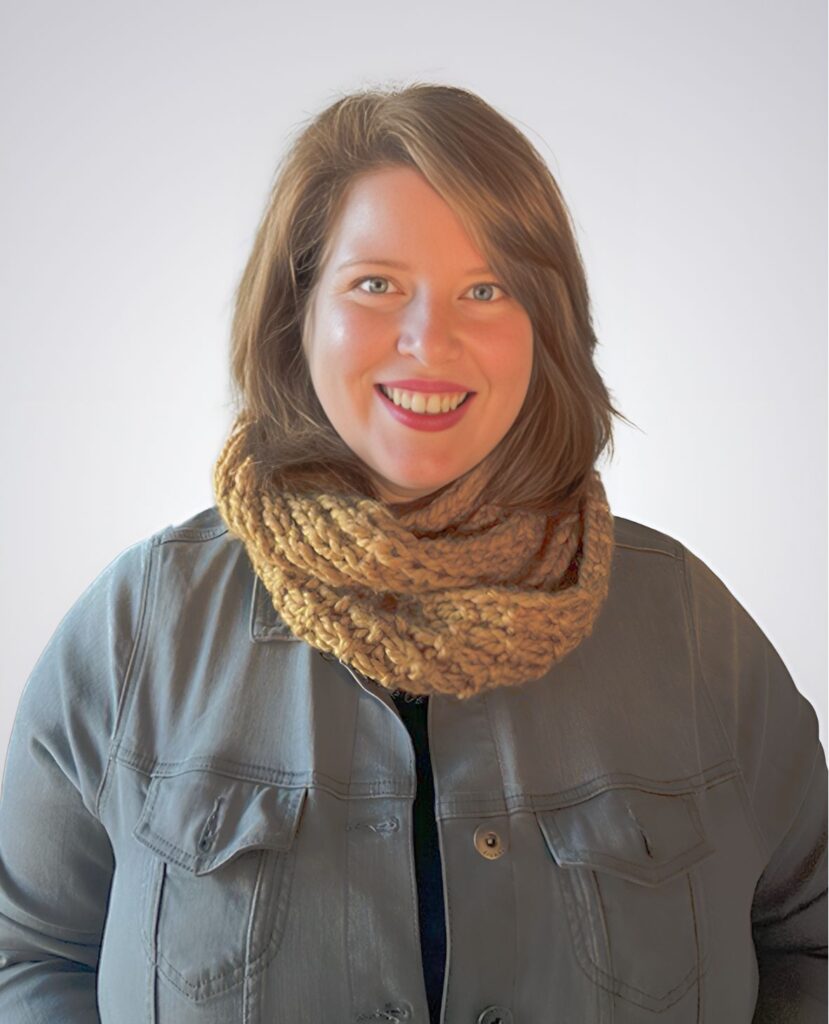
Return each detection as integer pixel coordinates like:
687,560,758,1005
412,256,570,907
222,80,637,514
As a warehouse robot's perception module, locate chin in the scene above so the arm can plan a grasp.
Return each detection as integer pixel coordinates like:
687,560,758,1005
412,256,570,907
371,476,445,503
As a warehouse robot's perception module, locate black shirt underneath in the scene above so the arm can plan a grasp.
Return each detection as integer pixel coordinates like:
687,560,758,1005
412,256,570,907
389,689,447,1023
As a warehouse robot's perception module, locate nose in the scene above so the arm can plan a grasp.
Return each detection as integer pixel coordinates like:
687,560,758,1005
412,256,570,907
395,294,462,364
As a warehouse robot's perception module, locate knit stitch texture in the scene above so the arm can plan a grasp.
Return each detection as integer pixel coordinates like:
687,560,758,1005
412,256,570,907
213,418,616,700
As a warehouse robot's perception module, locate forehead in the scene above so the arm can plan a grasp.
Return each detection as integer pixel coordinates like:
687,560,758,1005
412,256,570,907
324,166,481,262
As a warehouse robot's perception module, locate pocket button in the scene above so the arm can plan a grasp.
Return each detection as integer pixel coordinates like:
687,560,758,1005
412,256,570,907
473,824,507,860
476,1006,513,1024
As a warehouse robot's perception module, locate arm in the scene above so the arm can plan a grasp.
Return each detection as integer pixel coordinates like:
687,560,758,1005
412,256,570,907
751,737,827,1021
0,535,154,1021
682,545,827,1021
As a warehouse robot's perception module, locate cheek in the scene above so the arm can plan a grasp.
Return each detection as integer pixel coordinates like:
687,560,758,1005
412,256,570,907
316,307,386,374
309,319,383,422
485,329,533,391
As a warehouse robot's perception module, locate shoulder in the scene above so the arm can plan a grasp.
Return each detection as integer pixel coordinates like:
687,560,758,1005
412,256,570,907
11,507,241,814
156,505,228,544
612,514,683,558
56,506,239,652
150,505,250,600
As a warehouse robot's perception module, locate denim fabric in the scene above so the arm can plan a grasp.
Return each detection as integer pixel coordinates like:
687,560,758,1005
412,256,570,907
0,507,825,1022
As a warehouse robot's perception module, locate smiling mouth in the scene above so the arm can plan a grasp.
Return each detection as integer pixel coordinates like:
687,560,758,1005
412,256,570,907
375,384,473,414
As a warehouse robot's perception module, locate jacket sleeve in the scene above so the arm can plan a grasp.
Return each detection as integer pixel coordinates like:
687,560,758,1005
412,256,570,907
682,544,828,1021
0,534,155,1021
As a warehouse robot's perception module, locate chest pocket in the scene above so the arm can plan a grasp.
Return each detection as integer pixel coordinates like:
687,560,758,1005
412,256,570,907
133,768,307,1002
536,786,715,1015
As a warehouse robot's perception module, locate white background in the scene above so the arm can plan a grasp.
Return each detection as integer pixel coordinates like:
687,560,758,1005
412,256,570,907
1,0,826,764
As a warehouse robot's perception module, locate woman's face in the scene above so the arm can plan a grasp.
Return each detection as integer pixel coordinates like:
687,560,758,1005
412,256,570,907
302,165,534,505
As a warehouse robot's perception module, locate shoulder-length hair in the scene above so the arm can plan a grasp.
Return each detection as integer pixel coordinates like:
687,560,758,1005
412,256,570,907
223,81,636,515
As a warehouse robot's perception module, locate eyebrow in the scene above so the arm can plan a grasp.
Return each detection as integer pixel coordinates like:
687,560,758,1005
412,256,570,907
337,257,492,275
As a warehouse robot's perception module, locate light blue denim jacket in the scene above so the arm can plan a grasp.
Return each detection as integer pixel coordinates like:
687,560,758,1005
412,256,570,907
0,507,825,1023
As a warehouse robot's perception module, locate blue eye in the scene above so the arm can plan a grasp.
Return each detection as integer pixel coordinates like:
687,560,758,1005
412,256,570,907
354,276,506,300
356,276,394,294
469,282,505,302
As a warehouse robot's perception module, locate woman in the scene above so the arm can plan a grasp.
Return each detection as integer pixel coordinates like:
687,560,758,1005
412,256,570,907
0,83,825,1023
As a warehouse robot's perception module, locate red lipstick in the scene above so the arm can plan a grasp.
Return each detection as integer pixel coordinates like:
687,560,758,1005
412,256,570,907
375,384,476,432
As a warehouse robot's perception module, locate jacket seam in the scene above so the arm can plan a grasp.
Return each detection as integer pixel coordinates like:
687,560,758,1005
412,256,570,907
94,532,161,820
158,523,228,544
614,541,678,558
677,543,771,864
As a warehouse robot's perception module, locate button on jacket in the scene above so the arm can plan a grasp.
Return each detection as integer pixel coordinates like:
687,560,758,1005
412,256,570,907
0,507,825,1022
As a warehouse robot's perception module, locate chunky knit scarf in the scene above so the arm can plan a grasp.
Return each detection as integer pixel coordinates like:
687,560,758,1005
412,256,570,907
212,420,615,701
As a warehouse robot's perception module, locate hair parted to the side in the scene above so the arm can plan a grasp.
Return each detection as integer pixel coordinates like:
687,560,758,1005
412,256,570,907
223,80,637,515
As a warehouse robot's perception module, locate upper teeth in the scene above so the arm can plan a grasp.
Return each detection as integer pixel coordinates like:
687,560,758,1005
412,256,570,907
380,385,469,414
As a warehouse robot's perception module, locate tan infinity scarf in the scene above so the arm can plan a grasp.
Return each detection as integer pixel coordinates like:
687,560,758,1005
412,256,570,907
213,419,615,701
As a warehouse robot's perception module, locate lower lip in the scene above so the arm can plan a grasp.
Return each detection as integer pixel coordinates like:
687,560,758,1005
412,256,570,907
375,385,476,432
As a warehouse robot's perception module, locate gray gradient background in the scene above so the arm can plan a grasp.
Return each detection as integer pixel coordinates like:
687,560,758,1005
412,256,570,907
1,0,826,768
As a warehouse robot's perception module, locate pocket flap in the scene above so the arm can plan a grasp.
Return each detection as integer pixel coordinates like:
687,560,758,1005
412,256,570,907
133,769,307,875
536,786,715,886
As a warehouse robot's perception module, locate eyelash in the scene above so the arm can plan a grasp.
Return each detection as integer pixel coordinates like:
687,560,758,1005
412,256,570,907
353,275,507,301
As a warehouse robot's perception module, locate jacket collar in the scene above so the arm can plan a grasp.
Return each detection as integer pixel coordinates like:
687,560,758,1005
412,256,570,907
250,572,298,643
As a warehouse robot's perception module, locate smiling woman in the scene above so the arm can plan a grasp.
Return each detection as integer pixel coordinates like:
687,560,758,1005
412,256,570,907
209,93,619,705
0,81,825,1024
300,164,535,504
219,83,633,516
